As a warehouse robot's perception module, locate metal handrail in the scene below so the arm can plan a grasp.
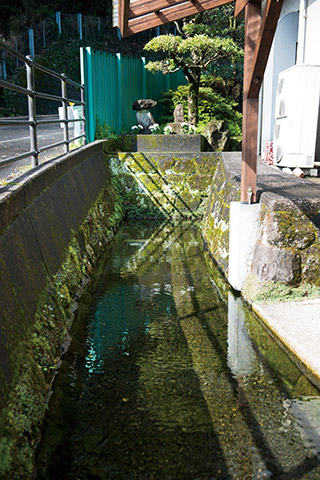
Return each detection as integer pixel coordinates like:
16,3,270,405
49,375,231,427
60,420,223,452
0,39,86,170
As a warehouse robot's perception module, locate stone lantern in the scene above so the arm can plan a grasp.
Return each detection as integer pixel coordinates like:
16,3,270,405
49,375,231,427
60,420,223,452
132,99,157,133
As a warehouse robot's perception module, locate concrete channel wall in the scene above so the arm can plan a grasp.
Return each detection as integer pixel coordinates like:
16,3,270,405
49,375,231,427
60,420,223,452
0,142,113,387
0,140,123,477
1,138,320,478
203,152,320,297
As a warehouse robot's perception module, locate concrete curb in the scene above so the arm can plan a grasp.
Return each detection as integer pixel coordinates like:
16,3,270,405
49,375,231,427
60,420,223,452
252,298,320,389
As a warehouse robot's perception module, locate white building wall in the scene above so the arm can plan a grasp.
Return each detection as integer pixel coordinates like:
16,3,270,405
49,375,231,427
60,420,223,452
305,0,320,64
259,0,320,158
259,0,299,156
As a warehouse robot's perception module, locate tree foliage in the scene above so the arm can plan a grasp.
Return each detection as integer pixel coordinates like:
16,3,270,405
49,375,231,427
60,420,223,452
144,21,243,125
0,0,113,38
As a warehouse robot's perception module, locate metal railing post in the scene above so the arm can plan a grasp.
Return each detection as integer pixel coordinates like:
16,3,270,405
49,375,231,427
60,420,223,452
61,73,69,153
1,40,86,170
26,56,39,167
56,11,62,35
78,13,83,40
28,29,35,59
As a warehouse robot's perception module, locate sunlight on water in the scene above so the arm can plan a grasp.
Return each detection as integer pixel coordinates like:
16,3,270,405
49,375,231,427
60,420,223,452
36,221,320,480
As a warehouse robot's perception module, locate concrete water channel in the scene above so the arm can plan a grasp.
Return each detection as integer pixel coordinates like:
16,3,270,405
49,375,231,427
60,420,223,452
2,138,320,478
35,220,320,479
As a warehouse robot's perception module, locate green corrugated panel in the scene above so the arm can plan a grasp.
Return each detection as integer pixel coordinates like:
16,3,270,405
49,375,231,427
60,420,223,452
80,46,96,143
81,48,187,140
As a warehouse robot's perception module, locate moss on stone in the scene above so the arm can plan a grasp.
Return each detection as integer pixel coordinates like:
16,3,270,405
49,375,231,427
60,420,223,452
300,246,320,286
202,159,240,274
0,180,123,479
117,135,137,153
115,152,218,220
255,203,320,287
243,271,320,304
293,375,320,396
262,209,316,250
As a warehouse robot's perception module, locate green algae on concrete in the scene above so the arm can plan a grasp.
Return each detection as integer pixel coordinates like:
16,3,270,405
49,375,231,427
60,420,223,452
0,183,123,479
114,152,220,219
108,156,165,220
35,221,320,480
135,134,210,153
202,158,240,274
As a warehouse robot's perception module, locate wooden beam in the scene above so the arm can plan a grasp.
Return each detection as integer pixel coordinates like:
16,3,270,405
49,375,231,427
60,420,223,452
247,0,284,98
241,0,261,203
126,0,233,35
129,0,189,19
129,0,234,19
234,0,250,19
118,0,130,37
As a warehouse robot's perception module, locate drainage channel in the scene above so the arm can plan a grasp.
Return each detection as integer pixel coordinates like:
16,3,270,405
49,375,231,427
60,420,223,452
36,220,320,479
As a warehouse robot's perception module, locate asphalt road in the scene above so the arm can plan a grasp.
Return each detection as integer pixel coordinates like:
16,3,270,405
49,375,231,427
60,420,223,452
0,115,77,184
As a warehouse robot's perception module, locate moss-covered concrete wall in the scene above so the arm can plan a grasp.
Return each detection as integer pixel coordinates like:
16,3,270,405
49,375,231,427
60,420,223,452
111,152,220,219
202,152,320,302
2,138,320,477
0,140,123,478
202,153,240,274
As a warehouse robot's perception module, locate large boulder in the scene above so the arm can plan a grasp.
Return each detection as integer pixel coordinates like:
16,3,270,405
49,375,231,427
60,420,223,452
251,243,301,285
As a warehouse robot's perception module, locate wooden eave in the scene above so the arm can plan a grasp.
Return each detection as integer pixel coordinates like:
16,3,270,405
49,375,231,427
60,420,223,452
118,0,282,98
119,0,234,37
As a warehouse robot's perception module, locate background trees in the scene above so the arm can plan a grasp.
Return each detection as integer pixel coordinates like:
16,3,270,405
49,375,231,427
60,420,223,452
144,21,242,126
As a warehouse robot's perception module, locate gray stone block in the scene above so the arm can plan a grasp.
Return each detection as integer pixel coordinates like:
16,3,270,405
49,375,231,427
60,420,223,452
251,243,301,285
136,134,209,152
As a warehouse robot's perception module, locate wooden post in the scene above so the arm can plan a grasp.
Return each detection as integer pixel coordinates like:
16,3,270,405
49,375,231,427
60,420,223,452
241,1,261,203
118,0,130,37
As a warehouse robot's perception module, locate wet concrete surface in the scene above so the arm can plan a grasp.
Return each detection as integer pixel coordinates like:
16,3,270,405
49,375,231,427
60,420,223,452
253,299,320,389
36,221,320,479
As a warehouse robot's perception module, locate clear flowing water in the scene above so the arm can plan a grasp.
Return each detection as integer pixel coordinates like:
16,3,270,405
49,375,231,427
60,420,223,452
36,221,320,480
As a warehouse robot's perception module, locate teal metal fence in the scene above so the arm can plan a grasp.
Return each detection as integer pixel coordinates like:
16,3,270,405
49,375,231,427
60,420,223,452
80,47,187,142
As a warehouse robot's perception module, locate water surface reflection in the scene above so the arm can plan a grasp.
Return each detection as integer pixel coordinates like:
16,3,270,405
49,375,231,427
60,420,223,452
36,221,320,479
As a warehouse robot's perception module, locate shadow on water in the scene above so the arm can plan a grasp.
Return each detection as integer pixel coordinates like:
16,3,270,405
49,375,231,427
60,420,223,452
36,221,320,480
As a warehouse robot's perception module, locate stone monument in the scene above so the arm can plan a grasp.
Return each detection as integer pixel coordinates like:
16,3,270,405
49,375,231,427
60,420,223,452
166,103,186,133
132,99,157,133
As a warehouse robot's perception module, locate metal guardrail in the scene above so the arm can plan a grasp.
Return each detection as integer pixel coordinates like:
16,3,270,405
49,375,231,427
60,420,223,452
0,39,86,168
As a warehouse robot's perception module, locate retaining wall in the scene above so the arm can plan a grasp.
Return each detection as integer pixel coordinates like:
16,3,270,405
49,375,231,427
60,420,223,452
108,135,218,219
0,140,123,477
202,152,320,300
2,139,320,477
